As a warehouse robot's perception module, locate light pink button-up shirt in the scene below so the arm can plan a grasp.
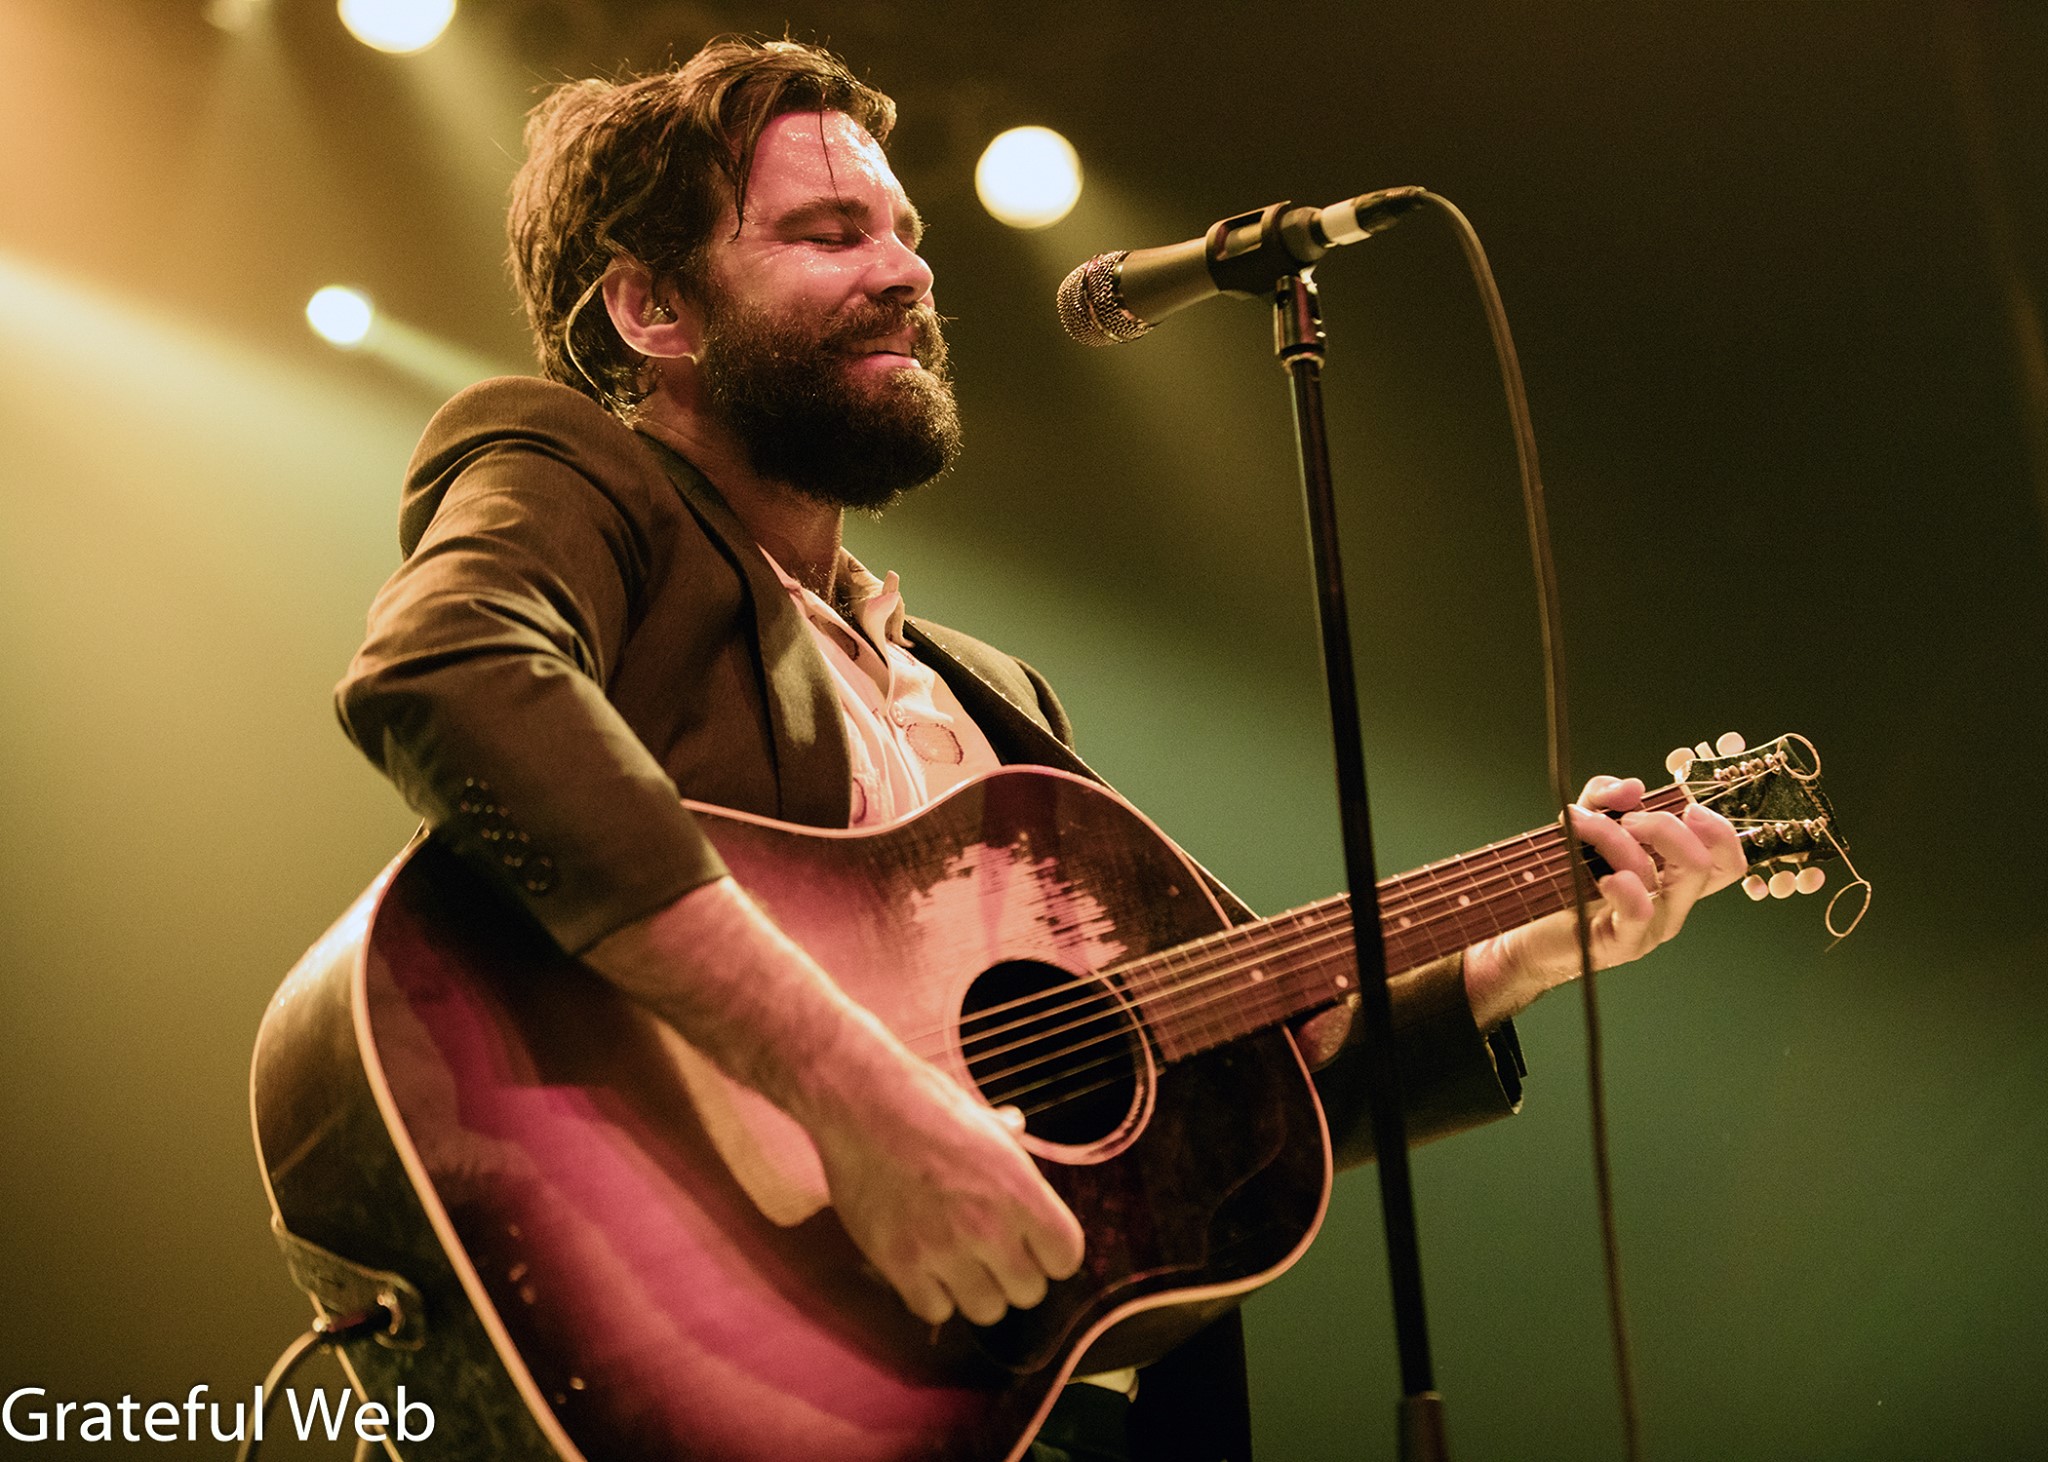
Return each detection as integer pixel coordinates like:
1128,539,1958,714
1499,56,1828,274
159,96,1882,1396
760,548,1003,826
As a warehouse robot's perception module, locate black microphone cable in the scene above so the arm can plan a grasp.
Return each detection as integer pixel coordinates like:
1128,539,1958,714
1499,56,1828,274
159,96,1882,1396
1055,186,1646,1459
1406,190,1644,1462
236,1304,393,1462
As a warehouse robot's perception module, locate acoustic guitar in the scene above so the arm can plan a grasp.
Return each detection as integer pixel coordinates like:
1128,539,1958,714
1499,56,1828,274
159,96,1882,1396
251,734,1852,1462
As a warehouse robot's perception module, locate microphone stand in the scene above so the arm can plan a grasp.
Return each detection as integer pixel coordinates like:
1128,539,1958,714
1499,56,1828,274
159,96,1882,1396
1269,258,1449,1458
1095,193,1450,1457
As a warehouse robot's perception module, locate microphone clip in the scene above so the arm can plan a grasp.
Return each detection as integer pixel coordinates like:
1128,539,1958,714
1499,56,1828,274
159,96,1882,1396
1207,185,1427,298
1206,200,1325,297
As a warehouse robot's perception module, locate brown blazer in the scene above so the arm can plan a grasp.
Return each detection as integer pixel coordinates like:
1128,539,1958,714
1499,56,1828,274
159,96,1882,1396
338,377,1060,943
338,376,1520,1164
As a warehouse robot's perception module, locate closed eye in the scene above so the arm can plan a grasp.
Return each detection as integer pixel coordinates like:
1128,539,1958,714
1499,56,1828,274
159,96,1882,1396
775,196,921,252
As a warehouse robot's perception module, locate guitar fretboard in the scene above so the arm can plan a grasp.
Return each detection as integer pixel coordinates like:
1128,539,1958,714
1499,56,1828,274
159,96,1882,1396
1115,783,1695,1063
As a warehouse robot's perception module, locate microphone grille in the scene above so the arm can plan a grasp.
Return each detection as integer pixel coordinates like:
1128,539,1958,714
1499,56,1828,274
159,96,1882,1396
1055,252,1151,347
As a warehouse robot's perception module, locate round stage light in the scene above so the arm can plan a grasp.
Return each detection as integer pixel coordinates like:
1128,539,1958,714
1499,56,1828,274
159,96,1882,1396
306,286,375,348
975,126,1083,230
337,0,456,54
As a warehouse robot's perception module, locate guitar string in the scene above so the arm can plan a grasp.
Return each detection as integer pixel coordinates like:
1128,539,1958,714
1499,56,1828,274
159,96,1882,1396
900,777,1713,1063
903,779,1718,1069
924,807,1798,1112
902,794,1649,1064
981,859,1622,1114
973,957,1348,1117
987,841,1834,1125
926,760,1811,1072
913,826,1588,1079
919,808,1763,1108
1819,823,1871,944
948,874,1540,1099
913,787,1728,1084
970,811,1800,1120
976,805,1804,1107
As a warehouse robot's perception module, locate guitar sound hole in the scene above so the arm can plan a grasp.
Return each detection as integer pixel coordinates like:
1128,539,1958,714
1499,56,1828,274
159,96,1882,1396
959,961,1140,1148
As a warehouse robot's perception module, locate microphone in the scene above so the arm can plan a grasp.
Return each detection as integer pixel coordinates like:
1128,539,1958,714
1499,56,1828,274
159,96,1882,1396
1056,186,1427,346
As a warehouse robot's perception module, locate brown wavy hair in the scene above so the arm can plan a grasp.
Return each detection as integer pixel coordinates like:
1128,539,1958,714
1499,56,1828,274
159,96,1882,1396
507,37,896,414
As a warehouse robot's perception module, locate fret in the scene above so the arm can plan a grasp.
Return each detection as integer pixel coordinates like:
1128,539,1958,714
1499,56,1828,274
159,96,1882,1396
1119,805,1657,1066
1380,869,1425,972
1493,833,1543,931
1415,857,1458,965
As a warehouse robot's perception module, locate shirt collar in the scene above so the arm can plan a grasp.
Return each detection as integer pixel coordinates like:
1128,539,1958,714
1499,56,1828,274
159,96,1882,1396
759,546,911,649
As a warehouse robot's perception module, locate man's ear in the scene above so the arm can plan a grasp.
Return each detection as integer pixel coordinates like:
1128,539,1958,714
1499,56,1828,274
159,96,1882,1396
601,265,700,361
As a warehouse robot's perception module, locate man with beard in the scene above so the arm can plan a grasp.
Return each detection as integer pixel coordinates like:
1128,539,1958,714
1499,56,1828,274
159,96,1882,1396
336,37,1739,1462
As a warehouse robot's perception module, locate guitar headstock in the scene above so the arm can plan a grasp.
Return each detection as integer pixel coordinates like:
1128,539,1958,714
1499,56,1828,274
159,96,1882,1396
1666,732,1869,938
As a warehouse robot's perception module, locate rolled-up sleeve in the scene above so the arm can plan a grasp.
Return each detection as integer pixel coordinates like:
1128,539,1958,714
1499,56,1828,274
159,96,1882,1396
1312,952,1527,1170
337,378,728,953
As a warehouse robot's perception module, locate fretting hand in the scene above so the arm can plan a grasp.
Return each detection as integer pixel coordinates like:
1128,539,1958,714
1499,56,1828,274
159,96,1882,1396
1462,774,1747,1028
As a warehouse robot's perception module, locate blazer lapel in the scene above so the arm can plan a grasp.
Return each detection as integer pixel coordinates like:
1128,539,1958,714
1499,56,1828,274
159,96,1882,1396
904,619,1100,781
907,619,1257,926
639,436,851,828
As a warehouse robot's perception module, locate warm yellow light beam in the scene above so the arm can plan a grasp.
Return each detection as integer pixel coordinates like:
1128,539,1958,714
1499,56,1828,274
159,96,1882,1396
204,0,268,33
975,127,1083,230
305,284,510,393
337,0,456,54
362,315,511,396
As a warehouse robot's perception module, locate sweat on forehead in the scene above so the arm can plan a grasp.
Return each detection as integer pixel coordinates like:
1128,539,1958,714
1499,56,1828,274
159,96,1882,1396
733,111,922,240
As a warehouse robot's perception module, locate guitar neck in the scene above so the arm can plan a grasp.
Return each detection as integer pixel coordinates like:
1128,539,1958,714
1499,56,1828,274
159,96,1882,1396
1117,783,1695,1063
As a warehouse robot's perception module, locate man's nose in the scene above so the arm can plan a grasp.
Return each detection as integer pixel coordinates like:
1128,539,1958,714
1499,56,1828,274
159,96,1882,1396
868,233,935,304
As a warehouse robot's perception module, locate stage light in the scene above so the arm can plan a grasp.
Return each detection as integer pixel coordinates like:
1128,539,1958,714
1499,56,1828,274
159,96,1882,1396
337,0,456,54
975,126,1082,230
306,286,374,348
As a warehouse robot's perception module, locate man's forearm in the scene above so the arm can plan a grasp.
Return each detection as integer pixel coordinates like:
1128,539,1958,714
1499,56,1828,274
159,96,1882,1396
582,875,903,1125
580,875,1087,1328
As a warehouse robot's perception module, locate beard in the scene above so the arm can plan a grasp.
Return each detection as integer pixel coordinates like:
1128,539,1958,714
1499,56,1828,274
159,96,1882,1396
693,287,962,511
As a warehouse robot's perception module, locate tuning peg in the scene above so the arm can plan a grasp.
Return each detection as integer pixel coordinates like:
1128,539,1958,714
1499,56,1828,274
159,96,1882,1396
1768,870,1797,899
1666,746,1695,777
1743,874,1770,901
1794,866,1826,895
1715,731,1747,756
1694,741,1714,761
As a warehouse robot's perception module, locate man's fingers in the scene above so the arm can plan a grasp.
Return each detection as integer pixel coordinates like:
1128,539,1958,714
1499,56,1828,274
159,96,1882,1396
1570,805,1660,891
1024,1199,1087,1282
924,1194,1074,1325
894,1266,956,1327
1018,1155,1087,1280
979,1236,1052,1311
936,1258,1013,1328
1578,774,1645,812
1683,802,1749,887
1592,871,1658,961
885,1150,1083,1327
1616,806,1732,913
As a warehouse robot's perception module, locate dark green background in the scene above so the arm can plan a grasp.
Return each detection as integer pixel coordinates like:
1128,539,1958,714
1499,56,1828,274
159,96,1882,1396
3,1,2043,1457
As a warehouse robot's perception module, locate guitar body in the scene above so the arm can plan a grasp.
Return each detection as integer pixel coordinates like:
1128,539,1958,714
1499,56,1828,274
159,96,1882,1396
253,768,1332,1462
